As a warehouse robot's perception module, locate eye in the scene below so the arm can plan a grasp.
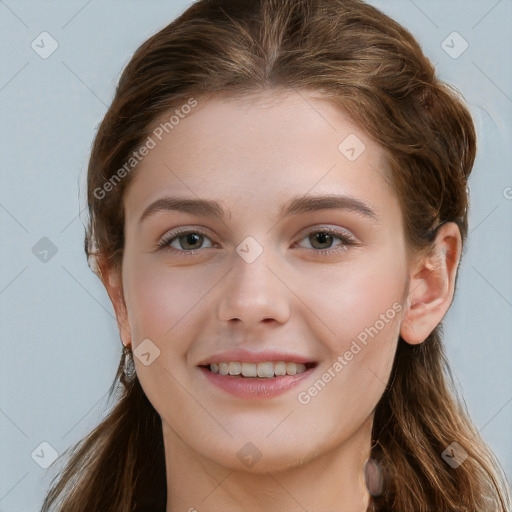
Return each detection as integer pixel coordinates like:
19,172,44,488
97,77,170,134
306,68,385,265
295,227,357,254
157,228,216,253
157,226,357,256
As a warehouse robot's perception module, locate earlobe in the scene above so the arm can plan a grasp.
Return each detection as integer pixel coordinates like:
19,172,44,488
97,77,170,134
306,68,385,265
98,259,132,349
400,222,462,345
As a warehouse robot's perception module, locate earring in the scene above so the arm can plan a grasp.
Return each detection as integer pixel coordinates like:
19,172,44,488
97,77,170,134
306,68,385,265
121,343,136,381
363,457,384,498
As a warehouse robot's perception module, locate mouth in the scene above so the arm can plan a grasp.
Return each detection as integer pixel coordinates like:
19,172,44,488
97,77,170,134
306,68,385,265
197,359,318,399
199,361,317,378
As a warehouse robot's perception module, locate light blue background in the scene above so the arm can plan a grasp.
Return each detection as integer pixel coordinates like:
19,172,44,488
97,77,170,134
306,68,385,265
0,1,510,510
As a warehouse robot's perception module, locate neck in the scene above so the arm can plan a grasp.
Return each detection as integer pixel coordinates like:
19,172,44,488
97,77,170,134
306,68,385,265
163,415,373,512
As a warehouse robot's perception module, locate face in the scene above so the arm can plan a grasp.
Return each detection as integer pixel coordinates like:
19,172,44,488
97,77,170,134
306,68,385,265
117,89,410,472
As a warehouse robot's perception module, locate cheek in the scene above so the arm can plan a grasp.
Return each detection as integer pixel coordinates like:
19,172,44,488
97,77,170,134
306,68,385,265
124,259,215,347
123,265,212,410
293,248,404,415
299,250,406,354
295,306,400,435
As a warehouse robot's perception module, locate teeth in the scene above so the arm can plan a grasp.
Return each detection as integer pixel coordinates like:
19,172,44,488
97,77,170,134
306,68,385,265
241,362,257,377
274,361,287,376
208,361,308,378
228,362,241,375
286,362,297,375
257,362,274,378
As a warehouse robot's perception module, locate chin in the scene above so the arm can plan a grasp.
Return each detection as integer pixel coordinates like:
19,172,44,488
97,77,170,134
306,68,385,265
216,448,316,474
194,431,325,474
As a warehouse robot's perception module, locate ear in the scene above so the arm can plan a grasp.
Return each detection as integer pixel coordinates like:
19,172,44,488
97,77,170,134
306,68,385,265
97,258,132,349
400,222,462,345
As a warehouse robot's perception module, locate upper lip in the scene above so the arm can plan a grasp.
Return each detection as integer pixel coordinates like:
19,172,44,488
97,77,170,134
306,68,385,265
197,348,316,366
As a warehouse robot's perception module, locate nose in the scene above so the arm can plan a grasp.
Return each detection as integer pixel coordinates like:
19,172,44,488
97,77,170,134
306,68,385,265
216,249,290,327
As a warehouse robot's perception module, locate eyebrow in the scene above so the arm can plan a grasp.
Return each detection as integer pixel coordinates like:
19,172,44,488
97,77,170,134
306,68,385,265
279,194,378,221
138,194,378,224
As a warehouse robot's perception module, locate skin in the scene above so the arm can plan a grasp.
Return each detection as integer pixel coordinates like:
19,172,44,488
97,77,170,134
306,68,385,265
100,89,462,512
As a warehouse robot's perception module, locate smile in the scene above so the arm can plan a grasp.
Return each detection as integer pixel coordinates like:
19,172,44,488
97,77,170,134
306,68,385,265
203,361,313,378
198,360,318,399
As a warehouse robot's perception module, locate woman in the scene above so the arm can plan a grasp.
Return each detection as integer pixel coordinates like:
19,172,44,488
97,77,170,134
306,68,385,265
41,0,511,511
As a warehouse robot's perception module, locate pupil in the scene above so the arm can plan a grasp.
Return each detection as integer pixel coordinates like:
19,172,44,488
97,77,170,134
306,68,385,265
182,233,202,250
312,232,332,249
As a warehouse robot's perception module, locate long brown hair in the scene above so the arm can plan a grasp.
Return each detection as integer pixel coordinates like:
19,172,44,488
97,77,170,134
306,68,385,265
41,0,511,510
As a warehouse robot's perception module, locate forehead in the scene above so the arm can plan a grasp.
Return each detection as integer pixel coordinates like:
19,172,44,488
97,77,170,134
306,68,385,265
123,89,396,222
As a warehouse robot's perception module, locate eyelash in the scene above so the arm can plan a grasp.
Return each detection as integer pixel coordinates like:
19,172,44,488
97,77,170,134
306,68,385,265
156,227,357,256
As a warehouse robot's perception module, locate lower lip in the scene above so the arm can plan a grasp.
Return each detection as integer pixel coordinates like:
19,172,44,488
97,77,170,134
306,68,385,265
198,366,315,399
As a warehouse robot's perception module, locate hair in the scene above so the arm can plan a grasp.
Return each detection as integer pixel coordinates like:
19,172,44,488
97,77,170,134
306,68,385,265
41,0,511,511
